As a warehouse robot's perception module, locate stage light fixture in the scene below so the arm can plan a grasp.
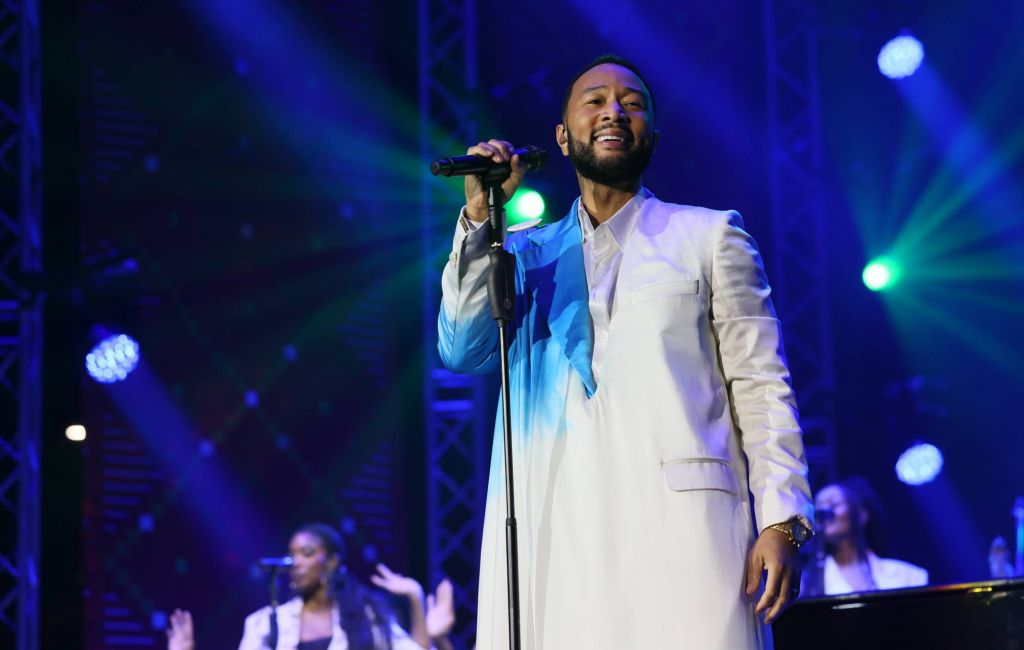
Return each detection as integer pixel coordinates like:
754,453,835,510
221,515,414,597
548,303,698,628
895,442,944,485
65,424,87,442
507,188,546,224
85,333,140,383
878,34,924,79
863,257,901,291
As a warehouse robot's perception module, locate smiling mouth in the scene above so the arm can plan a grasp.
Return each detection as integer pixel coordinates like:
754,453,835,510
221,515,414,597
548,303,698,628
593,133,630,143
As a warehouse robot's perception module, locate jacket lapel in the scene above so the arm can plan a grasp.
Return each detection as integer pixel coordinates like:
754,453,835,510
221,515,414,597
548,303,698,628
518,200,596,396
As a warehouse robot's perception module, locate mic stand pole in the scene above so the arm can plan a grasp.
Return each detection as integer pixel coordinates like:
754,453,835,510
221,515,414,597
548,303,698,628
808,521,826,597
266,565,284,649
481,168,521,650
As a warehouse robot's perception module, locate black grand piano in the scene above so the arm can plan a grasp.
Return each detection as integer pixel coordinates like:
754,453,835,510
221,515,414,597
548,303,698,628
773,578,1024,650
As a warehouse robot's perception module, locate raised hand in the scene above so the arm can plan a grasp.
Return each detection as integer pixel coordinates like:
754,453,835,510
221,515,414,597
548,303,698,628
426,578,455,640
166,609,194,650
370,563,426,600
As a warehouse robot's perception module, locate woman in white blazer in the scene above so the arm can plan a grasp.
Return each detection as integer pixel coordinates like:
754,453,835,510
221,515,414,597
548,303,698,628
804,477,928,596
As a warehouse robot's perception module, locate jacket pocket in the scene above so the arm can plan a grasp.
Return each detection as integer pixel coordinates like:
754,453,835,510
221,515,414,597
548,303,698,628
661,458,740,496
631,279,699,305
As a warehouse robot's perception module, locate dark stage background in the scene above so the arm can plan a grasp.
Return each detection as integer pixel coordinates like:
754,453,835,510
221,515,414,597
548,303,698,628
34,1,1024,648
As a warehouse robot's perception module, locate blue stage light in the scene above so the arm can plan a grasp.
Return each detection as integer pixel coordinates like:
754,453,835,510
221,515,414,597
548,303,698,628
85,333,140,383
150,611,168,631
878,35,924,79
895,442,944,485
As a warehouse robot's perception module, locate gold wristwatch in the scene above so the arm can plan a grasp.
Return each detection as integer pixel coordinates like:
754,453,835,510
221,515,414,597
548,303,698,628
766,517,813,549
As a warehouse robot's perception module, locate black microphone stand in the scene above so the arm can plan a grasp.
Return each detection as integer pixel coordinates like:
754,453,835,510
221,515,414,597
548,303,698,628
265,565,284,649
480,166,522,650
807,519,827,597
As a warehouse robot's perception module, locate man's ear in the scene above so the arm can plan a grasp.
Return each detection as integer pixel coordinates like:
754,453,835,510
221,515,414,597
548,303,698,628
653,128,661,148
555,123,569,157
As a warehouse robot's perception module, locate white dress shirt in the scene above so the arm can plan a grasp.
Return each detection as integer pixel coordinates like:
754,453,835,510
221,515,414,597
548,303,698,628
575,189,649,382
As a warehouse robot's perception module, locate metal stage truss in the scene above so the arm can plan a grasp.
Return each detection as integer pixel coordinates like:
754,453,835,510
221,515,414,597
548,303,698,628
419,1,490,648
764,0,838,490
0,1,42,649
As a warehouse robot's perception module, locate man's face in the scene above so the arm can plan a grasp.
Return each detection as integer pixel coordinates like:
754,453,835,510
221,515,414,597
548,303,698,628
557,63,657,186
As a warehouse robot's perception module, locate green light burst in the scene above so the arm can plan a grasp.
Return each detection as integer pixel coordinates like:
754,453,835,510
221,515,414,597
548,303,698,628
506,187,546,225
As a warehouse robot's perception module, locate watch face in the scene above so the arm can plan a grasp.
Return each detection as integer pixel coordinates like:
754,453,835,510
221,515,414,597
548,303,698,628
792,523,811,544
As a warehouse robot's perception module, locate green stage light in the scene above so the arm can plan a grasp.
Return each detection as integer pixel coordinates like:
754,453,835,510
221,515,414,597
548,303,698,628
863,257,902,291
507,188,545,224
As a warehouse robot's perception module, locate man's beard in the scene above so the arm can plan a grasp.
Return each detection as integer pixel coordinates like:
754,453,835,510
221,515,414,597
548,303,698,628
566,126,654,186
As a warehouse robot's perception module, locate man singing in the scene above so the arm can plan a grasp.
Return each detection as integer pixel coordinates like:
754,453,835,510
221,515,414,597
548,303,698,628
438,55,814,649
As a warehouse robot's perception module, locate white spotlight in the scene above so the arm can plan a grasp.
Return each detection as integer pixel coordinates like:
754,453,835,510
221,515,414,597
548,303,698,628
878,35,925,79
66,424,87,442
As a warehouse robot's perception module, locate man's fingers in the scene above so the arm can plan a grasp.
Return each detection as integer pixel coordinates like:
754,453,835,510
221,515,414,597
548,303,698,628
764,569,793,624
467,140,516,162
755,562,780,615
744,548,763,597
488,139,514,160
511,154,527,175
467,142,504,162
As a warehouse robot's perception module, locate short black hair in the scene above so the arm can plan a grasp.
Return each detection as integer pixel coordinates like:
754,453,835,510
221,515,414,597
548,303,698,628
561,54,656,122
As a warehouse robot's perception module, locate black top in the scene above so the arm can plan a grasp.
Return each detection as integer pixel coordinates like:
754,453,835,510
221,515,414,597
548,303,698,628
296,637,332,650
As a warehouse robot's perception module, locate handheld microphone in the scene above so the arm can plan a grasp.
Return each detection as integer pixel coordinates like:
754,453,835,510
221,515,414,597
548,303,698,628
430,145,547,177
258,556,294,569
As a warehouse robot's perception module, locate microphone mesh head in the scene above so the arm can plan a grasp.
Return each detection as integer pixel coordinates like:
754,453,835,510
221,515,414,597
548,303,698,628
525,146,547,172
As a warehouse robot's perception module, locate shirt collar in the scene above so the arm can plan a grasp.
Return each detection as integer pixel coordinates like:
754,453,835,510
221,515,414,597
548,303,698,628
576,187,652,249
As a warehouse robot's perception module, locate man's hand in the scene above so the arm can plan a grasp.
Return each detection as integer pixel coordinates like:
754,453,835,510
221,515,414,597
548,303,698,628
464,139,528,222
743,527,801,625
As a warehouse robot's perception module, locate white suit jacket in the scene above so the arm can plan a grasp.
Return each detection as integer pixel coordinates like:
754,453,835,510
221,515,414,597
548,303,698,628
439,192,813,649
